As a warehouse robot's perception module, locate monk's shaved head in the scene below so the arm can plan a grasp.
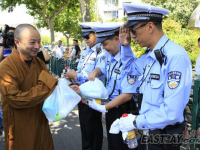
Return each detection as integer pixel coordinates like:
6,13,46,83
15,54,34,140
14,24,41,60
14,24,37,41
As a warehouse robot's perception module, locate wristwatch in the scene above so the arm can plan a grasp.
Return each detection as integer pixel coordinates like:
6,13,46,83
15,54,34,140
133,115,138,128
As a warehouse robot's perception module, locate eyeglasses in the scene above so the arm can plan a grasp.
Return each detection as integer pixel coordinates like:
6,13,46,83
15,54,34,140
130,23,148,35
83,34,92,40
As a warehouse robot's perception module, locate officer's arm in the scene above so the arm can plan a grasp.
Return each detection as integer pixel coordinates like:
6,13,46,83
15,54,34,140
105,93,133,110
88,67,104,81
136,55,192,130
120,44,145,76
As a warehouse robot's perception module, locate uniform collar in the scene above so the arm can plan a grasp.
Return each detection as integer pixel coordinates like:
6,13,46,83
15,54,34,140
148,35,168,60
86,43,101,52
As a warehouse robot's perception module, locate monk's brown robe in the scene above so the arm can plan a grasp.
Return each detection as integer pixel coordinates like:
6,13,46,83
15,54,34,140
0,48,57,150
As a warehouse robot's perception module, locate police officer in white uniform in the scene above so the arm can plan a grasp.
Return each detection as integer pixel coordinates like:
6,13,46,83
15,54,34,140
113,4,192,150
64,22,109,150
87,22,141,150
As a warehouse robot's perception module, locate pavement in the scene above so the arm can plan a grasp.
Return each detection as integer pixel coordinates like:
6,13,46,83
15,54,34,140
0,106,108,150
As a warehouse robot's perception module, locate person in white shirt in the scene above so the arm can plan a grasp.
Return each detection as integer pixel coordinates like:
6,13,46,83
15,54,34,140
195,38,200,75
70,46,76,59
52,40,64,59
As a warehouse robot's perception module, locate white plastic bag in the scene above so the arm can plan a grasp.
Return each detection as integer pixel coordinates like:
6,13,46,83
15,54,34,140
42,78,81,122
56,78,81,120
79,78,108,99
42,86,59,122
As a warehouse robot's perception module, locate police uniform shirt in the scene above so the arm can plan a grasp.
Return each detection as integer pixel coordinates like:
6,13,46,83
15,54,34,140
96,44,140,100
122,35,192,130
76,43,109,85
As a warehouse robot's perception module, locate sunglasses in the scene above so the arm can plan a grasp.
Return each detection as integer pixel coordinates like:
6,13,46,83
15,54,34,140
130,23,148,35
83,34,92,40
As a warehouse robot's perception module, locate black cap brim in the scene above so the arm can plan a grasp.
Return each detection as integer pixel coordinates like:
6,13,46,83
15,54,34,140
95,37,110,44
123,21,140,28
81,32,91,37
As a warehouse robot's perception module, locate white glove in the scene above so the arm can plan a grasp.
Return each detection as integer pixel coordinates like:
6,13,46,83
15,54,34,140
119,114,136,132
109,119,120,134
88,99,107,113
122,132,128,141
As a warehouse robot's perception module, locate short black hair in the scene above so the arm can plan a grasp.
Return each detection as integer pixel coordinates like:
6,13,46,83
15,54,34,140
106,30,120,40
153,22,162,30
58,40,62,42
74,39,78,43
198,38,200,42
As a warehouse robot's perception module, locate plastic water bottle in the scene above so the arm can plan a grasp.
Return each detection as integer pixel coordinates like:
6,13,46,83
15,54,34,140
122,113,138,149
65,66,79,85
65,66,71,72
61,69,66,78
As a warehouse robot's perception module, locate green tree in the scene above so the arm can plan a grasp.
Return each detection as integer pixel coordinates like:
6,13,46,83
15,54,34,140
0,0,75,47
53,1,82,45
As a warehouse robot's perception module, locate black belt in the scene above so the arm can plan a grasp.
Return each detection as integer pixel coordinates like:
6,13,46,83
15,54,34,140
149,122,185,135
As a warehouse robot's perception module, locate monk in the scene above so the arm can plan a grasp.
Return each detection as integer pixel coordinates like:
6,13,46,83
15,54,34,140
0,24,57,150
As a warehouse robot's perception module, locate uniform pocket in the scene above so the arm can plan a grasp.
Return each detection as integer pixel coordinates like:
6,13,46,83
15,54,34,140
149,80,164,105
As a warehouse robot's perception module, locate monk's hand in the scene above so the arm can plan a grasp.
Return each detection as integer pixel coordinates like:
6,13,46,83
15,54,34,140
69,85,80,94
119,22,131,46
55,75,59,79
64,69,77,79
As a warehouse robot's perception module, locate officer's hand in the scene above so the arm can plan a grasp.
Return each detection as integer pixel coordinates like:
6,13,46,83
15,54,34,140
119,22,131,46
119,114,136,132
88,99,107,113
88,71,98,81
64,69,77,79
69,85,80,94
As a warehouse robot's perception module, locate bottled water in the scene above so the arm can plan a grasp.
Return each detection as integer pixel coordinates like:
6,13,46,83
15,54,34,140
122,113,138,149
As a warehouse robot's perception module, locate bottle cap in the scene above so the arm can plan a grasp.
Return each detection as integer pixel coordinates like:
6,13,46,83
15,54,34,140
66,66,69,69
122,113,128,117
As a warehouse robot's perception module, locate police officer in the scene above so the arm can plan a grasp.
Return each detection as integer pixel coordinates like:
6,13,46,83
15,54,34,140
114,3,192,150
87,22,141,150
64,22,109,150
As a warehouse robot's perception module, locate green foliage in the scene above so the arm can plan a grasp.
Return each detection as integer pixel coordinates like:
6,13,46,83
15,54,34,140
90,0,101,22
41,35,51,46
53,0,81,39
141,0,199,28
107,17,127,22
162,18,200,65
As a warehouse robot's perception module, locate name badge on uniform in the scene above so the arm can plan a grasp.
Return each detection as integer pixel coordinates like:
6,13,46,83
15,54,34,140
114,69,121,74
167,71,182,89
127,75,137,85
150,73,160,80
90,57,95,61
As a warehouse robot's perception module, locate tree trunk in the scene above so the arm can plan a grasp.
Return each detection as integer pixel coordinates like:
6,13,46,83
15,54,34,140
47,19,55,49
67,37,69,45
79,0,91,22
